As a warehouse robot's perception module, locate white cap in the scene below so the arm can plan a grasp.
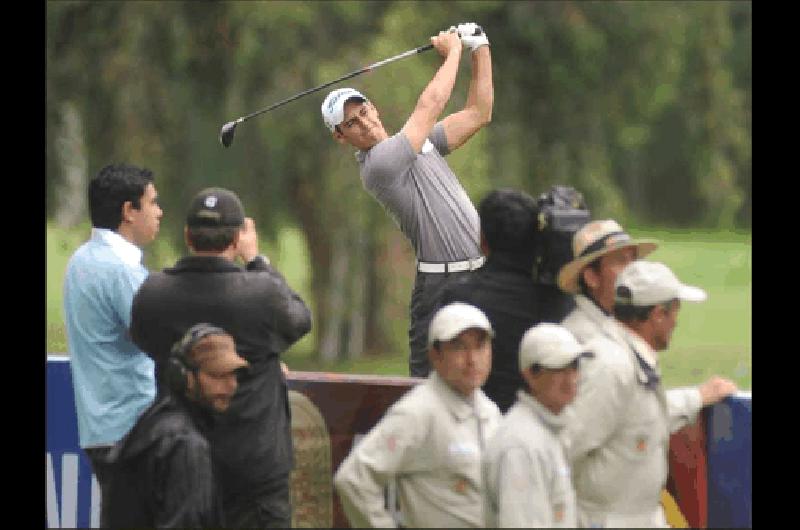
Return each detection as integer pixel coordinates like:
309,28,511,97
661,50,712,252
518,323,592,371
321,88,368,132
615,260,707,306
428,302,494,348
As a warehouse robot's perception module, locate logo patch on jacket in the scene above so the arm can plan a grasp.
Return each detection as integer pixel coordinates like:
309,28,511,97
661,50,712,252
554,502,565,522
636,436,648,452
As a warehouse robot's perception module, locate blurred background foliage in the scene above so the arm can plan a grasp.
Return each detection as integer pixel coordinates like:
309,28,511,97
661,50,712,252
46,1,751,373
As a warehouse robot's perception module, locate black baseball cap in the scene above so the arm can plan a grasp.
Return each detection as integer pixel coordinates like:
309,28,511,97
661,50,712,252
186,187,245,228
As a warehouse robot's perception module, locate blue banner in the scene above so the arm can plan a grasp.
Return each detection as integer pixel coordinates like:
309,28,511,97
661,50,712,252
46,356,99,529
706,392,752,528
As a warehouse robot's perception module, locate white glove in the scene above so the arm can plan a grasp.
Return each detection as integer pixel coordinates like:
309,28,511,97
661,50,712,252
450,22,489,52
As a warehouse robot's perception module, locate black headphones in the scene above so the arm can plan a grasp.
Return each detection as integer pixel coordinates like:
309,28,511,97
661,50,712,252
165,323,227,396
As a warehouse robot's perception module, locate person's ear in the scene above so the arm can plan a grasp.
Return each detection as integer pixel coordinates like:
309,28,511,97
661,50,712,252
582,266,600,290
647,305,663,324
521,366,538,385
333,129,348,145
121,201,136,224
184,226,194,252
427,345,441,367
186,371,197,394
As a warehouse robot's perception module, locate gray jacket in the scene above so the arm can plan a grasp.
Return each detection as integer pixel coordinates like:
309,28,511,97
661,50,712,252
334,371,501,528
485,390,577,528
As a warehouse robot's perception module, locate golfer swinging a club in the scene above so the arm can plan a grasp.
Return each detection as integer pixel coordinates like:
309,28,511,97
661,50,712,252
321,22,492,378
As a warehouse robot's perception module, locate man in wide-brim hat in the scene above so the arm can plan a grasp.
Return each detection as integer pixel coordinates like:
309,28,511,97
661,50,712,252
557,219,658,344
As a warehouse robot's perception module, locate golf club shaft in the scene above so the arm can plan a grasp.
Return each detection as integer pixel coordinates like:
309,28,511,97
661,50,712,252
232,43,434,125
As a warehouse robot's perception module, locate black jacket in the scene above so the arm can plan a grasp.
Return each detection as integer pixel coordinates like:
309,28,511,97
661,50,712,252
130,255,312,508
440,251,575,412
105,395,225,528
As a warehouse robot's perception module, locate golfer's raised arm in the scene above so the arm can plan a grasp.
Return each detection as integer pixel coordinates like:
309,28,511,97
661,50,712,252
442,23,492,151
401,30,462,153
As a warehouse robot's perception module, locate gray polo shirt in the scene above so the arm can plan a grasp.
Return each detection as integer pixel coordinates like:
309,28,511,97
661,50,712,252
356,123,481,263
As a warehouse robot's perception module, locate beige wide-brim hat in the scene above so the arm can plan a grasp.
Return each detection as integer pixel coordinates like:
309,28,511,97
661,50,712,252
557,219,659,294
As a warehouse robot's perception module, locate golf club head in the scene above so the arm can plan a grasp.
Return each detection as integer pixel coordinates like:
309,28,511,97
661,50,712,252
220,121,237,148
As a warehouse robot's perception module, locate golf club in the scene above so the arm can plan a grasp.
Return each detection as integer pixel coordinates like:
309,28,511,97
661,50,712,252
219,43,435,147
219,26,484,147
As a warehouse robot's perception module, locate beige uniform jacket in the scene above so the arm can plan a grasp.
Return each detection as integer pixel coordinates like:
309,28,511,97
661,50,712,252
334,371,501,528
563,295,702,435
560,322,702,528
562,294,621,345
485,390,577,528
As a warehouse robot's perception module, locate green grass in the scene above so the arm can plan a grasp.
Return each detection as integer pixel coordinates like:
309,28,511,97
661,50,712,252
47,223,752,390
631,229,751,390
46,221,91,353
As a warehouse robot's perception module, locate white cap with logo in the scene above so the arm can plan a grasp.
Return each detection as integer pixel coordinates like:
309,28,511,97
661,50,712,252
321,87,368,132
518,323,592,371
428,302,494,348
615,260,707,307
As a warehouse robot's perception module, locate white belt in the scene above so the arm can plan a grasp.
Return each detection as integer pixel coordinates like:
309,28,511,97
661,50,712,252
417,256,485,273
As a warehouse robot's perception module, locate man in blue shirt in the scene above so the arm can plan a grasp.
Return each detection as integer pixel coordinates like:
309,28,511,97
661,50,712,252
63,163,163,526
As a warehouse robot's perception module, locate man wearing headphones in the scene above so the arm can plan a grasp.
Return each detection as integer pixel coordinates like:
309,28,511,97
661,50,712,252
105,324,248,528
130,187,312,527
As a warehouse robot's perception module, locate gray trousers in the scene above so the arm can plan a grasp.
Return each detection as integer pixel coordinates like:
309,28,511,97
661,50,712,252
408,269,476,377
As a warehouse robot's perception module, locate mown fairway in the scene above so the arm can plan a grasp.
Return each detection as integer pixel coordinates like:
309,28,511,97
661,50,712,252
47,224,751,389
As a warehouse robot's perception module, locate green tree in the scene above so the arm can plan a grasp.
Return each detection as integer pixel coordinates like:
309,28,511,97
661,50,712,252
47,0,751,362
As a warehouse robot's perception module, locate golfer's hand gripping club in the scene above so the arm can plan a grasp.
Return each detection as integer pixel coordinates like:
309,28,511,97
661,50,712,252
448,22,489,52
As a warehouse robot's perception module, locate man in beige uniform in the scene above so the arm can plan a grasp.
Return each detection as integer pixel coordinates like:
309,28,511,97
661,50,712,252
334,302,501,528
561,261,737,527
485,323,590,528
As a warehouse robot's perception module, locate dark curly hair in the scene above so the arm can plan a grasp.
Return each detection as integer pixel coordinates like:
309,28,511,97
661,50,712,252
88,164,154,230
478,188,540,257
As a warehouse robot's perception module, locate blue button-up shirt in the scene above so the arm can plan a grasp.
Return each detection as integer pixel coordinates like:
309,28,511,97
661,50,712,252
63,228,156,448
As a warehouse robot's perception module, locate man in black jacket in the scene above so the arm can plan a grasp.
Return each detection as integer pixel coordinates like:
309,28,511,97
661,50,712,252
440,189,575,412
106,323,248,528
130,187,312,528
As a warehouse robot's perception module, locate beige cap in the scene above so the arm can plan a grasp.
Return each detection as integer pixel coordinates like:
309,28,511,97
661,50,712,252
557,219,659,294
615,260,707,307
518,323,592,371
190,333,249,374
428,302,494,348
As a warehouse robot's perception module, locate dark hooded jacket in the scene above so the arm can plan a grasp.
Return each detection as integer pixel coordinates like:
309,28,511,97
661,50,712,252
105,394,225,528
